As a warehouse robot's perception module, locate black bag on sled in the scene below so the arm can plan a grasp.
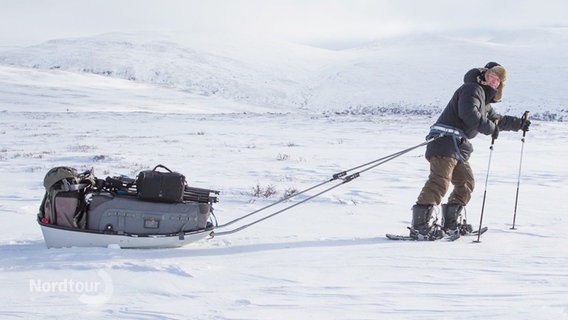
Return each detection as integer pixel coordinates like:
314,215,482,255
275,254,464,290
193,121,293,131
39,167,95,229
87,193,211,235
137,164,186,203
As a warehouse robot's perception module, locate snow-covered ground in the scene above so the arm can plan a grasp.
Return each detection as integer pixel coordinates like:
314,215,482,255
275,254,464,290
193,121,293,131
1,29,567,319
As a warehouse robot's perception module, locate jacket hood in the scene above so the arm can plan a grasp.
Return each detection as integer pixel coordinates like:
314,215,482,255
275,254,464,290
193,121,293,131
463,68,499,104
463,68,482,83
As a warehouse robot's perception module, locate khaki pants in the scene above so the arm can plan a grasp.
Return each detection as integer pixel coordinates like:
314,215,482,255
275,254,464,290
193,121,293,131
416,156,474,206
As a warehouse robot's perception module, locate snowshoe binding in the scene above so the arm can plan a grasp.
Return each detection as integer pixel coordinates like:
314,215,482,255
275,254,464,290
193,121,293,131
441,203,475,237
408,204,444,241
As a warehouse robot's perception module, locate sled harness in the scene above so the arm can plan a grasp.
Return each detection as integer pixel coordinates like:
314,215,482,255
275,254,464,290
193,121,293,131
210,133,444,237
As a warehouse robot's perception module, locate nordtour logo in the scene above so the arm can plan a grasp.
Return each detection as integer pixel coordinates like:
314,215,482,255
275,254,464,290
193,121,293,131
29,269,114,306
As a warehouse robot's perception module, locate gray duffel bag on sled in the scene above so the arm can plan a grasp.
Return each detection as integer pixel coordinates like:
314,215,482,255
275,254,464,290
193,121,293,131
87,193,211,235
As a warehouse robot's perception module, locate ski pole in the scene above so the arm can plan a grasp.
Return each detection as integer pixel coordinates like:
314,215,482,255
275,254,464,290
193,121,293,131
474,121,498,243
510,111,530,230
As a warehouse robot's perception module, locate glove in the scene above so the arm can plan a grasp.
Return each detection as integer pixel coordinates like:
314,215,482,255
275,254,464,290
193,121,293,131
491,125,499,140
520,118,531,132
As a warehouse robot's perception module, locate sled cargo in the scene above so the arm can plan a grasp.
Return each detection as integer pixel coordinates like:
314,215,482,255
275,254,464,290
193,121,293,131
37,165,219,249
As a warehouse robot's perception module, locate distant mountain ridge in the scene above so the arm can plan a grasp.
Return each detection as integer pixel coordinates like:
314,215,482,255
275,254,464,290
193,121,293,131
0,33,314,109
1,30,566,120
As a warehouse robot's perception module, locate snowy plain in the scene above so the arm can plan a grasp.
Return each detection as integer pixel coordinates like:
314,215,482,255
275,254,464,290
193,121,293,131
1,28,568,319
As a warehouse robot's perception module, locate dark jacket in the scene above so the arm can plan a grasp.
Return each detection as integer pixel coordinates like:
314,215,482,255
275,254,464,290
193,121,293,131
426,68,523,161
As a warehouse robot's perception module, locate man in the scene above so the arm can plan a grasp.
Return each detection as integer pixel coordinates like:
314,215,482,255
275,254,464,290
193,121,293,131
410,62,531,240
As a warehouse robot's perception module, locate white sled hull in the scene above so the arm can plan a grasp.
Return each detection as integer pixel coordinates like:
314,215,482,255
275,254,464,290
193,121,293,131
39,222,212,249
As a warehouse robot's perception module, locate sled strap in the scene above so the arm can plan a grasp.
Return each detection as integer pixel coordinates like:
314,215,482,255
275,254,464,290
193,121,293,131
211,179,349,237
429,124,466,139
61,180,91,192
211,138,440,237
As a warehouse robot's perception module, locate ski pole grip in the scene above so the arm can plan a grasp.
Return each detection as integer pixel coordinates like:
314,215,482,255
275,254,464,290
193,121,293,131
491,119,499,145
522,111,529,120
521,111,529,137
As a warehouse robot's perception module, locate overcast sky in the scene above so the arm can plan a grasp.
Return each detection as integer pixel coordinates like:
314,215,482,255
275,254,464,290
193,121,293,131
1,0,566,48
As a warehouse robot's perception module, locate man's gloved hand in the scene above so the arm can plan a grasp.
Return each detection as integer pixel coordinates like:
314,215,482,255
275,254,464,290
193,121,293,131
520,118,531,132
492,125,499,140
491,119,499,140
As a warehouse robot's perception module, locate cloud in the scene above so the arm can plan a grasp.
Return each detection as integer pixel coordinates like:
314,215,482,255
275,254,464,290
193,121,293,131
1,0,566,47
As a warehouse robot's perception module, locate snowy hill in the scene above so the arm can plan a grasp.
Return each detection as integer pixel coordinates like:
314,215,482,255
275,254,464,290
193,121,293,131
1,29,567,119
0,32,323,111
1,28,568,320
309,30,568,118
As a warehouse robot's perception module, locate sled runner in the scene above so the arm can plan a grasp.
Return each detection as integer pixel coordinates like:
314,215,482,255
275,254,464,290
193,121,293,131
38,218,214,249
37,165,219,249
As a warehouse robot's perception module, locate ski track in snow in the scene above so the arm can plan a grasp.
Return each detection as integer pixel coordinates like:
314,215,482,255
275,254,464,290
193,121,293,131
0,111,567,319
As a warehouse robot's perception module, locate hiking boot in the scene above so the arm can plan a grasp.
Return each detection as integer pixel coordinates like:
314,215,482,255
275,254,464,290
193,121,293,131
409,204,443,240
441,203,462,236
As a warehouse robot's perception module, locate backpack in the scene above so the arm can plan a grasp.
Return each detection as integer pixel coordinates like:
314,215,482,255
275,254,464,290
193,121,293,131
39,167,95,229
